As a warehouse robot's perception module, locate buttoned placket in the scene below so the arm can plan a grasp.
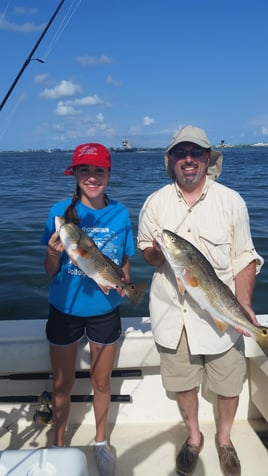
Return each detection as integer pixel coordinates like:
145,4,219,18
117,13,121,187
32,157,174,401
173,182,207,315
174,182,207,235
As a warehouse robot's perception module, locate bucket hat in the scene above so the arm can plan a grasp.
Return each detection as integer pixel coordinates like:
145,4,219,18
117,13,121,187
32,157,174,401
64,143,111,175
165,125,223,180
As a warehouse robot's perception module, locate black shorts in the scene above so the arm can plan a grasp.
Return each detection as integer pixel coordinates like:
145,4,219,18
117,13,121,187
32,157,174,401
46,305,122,346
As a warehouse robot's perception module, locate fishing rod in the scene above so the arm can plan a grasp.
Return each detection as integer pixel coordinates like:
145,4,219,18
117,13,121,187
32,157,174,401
0,0,65,112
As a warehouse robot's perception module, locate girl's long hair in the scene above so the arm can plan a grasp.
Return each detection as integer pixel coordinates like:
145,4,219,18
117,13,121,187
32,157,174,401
64,185,81,224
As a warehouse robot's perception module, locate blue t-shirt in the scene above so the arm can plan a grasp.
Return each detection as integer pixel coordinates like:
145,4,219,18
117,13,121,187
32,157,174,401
41,198,135,317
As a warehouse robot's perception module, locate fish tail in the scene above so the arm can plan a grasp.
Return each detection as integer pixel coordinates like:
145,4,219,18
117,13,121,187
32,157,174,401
126,282,147,305
256,328,268,358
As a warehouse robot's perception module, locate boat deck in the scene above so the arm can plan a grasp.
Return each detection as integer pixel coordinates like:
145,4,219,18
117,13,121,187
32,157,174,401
0,419,267,475
0,317,268,474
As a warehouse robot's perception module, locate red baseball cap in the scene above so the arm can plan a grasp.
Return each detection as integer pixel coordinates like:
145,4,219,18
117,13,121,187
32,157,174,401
64,143,111,175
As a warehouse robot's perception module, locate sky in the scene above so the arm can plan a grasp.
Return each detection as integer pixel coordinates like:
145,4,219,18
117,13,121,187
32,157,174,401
1,0,268,151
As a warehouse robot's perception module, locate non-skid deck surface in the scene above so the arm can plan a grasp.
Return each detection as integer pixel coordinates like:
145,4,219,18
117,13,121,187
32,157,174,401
0,420,267,475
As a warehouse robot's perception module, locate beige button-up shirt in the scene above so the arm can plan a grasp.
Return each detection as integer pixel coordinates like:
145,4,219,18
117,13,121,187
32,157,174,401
137,178,264,354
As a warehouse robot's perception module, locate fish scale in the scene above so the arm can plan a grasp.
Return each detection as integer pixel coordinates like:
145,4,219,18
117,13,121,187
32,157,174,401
55,216,147,305
158,229,268,357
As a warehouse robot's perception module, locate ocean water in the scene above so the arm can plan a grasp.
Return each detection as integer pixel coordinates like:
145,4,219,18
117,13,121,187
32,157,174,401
0,147,267,320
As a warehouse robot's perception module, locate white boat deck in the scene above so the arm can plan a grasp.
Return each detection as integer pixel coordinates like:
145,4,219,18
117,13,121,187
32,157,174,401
0,420,267,475
0,317,267,475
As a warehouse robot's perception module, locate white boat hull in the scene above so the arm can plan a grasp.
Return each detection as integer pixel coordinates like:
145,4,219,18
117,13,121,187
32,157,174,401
0,317,267,475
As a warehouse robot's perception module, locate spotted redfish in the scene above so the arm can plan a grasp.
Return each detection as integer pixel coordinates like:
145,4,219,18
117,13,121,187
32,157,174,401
55,216,146,305
158,229,268,357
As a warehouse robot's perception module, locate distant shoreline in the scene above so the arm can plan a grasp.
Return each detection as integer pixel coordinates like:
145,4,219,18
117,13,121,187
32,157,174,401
1,144,268,153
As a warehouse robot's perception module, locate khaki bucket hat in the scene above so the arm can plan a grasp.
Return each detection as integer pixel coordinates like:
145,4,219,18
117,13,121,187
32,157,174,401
164,125,223,180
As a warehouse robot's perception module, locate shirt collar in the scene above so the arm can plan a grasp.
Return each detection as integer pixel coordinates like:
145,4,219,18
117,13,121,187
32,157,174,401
174,176,211,202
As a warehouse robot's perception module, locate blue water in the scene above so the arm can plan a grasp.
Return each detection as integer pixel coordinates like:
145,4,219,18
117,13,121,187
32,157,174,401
0,147,267,320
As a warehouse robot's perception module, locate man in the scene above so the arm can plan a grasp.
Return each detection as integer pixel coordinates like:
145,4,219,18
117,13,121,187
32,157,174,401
137,125,263,476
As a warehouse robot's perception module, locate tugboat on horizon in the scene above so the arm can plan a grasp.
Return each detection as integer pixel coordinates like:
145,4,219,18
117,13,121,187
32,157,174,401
111,138,139,153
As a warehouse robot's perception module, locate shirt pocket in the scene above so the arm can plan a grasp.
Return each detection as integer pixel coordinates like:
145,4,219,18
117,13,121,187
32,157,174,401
199,233,231,271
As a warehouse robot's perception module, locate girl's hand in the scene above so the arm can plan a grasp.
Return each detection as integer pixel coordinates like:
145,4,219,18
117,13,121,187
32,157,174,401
48,232,64,255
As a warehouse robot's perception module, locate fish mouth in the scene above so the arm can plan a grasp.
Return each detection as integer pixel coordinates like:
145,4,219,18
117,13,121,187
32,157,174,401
55,216,65,232
155,231,169,257
156,231,165,246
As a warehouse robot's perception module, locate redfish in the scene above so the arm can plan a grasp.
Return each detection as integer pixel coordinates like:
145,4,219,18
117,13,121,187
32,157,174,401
158,229,268,357
55,216,146,305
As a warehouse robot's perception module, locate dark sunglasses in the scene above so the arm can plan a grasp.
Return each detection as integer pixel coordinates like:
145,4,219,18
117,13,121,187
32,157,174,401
171,148,207,159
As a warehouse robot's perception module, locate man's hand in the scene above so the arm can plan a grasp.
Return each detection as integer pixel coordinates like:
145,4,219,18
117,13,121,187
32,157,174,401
235,303,259,336
142,239,165,267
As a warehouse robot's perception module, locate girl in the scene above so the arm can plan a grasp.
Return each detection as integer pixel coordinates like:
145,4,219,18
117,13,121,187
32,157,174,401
41,143,135,476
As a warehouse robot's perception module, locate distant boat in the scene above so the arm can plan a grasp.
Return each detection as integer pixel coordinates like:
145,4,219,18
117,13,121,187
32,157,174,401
111,139,139,153
215,139,233,148
251,142,268,147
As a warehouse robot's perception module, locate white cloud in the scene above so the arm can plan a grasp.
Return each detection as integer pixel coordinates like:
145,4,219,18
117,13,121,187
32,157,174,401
54,102,81,116
34,74,48,84
53,95,105,117
84,122,115,138
106,74,122,86
0,17,44,32
0,4,39,32
143,116,155,126
75,55,113,66
129,126,141,135
52,123,65,132
14,8,38,15
67,95,104,106
261,127,268,136
251,116,268,137
40,80,81,99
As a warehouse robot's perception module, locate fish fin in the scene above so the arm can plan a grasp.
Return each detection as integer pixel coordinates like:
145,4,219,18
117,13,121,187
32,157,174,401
184,271,199,287
211,317,228,332
97,283,110,295
176,278,185,295
68,257,79,267
125,282,147,305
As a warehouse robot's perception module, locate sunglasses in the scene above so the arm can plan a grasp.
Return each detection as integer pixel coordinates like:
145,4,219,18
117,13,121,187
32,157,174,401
171,148,207,159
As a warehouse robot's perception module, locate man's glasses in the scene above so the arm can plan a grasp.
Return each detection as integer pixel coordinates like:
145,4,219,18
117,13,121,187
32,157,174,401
171,148,207,159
